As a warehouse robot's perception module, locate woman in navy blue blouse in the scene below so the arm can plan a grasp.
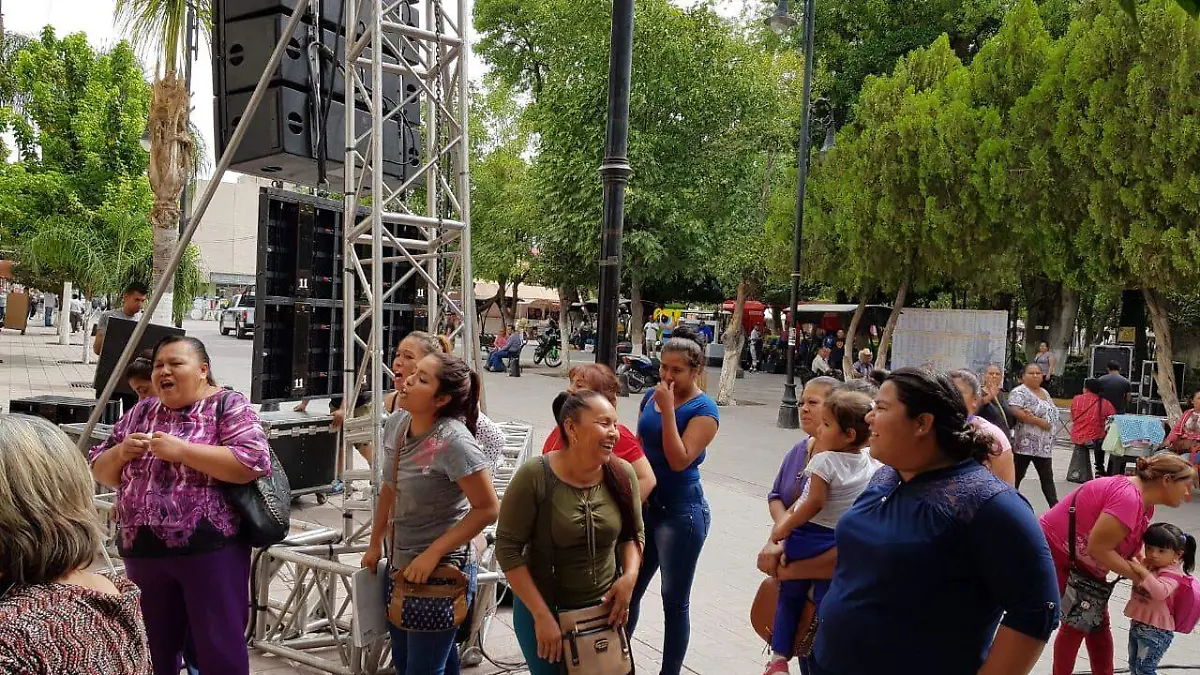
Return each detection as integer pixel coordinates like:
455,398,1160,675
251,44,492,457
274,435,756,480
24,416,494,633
628,326,720,675
811,368,1060,675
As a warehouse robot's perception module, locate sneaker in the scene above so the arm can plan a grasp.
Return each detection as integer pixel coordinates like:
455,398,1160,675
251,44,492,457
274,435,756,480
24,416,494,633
763,659,790,675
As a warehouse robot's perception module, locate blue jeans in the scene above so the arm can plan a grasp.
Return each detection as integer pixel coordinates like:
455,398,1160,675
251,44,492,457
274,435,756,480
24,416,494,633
1128,620,1173,675
512,596,565,675
628,487,711,675
386,563,477,675
487,349,515,371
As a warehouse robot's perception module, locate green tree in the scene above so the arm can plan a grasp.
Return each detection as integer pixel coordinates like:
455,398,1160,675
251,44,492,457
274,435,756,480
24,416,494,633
0,29,203,320
1053,0,1200,418
470,81,538,323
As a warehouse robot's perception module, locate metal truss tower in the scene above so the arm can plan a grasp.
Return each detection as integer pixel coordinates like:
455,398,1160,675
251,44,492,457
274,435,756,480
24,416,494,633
340,0,479,466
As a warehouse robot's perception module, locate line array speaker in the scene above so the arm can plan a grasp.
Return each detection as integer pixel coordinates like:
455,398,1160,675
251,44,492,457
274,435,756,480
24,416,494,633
214,0,422,187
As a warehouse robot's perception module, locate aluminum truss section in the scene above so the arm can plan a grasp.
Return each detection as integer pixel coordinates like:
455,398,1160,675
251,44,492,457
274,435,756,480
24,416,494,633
340,0,480,473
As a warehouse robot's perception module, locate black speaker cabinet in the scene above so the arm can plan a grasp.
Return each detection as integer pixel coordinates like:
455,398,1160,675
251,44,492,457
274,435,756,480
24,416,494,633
218,0,417,32
220,12,418,102
218,84,414,185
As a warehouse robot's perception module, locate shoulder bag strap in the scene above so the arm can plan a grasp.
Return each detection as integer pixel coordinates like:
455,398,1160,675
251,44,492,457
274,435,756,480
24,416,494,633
538,455,560,608
1068,490,1080,570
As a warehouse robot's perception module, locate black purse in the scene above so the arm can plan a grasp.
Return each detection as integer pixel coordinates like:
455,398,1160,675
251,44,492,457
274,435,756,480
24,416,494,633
216,391,291,547
1060,491,1117,632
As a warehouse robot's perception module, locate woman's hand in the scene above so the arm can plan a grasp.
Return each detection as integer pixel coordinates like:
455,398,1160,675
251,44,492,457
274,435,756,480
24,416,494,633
402,549,440,584
118,433,152,463
771,520,793,544
757,541,785,577
1036,418,1052,432
148,432,191,463
534,610,563,663
603,572,637,627
653,381,675,412
361,542,383,571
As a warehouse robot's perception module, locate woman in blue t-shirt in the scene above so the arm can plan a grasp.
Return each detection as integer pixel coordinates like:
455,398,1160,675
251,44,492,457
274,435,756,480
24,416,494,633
627,325,720,675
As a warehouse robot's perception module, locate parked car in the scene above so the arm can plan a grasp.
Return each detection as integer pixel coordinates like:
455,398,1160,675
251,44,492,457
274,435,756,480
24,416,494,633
219,294,255,339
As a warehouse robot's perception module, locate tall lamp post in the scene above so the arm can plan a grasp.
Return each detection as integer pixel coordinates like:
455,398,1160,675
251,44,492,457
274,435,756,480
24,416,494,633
595,0,635,370
772,0,817,429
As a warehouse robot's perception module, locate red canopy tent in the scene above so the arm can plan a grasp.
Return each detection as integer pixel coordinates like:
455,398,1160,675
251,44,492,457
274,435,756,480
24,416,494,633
720,299,767,332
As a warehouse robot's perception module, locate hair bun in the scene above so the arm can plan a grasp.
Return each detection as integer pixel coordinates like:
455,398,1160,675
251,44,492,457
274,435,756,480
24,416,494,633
670,324,702,345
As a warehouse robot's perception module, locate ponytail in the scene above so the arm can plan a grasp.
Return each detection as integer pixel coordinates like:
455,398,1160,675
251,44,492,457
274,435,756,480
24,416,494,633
464,371,481,436
1144,522,1196,574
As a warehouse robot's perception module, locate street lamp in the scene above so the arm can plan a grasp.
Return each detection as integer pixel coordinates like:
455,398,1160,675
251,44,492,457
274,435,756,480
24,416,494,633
772,0,817,430
767,0,798,34
595,0,635,371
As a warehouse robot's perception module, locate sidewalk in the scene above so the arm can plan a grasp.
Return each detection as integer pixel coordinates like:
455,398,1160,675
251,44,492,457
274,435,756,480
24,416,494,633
4,324,1200,674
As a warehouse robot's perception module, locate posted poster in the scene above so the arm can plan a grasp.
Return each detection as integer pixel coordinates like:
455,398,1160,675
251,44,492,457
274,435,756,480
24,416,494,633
890,308,1008,375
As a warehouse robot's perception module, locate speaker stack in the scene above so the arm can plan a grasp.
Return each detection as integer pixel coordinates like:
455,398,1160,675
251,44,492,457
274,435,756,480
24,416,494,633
214,0,423,187
251,188,425,403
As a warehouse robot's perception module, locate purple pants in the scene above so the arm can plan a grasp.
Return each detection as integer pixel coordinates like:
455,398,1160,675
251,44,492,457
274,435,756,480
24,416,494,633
124,544,252,675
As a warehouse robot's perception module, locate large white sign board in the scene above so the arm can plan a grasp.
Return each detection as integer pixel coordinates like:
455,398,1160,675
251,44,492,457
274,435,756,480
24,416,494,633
891,308,1009,374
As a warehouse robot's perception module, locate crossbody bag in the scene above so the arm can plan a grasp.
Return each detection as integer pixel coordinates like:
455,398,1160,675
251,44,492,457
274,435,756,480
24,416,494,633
385,421,470,632
538,456,635,675
1060,491,1119,632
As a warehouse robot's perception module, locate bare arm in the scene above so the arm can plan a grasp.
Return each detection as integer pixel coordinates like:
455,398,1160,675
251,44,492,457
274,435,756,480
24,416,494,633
660,404,718,472
1085,512,1137,579
977,626,1046,675
92,329,104,355
175,442,263,483
91,435,148,487
629,456,657,503
1010,405,1051,431
768,498,788,524
777,547,837,581
988,450,1016,487
773,475,829,542
422,470,500,561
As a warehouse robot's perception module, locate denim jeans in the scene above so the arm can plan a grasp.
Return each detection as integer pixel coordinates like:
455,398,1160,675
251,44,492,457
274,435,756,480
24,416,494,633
1128,620,1174,675
512,596,566,675
386,562,477,675
628,486,711,675
487,350,515,371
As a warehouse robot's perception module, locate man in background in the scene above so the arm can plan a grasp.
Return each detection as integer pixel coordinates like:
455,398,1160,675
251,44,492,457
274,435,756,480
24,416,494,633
93,282,148,356
1098,360,1132,414
812,346,833,375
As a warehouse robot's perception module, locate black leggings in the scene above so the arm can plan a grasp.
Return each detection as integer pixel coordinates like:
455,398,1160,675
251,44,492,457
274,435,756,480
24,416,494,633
1014,454,1058,506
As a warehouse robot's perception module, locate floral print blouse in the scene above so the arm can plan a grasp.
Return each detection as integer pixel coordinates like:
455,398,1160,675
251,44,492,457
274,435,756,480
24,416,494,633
1009,385,1060,459
88,390,270,556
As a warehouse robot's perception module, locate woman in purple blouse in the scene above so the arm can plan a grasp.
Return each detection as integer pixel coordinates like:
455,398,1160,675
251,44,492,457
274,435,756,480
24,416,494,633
90,336,270,675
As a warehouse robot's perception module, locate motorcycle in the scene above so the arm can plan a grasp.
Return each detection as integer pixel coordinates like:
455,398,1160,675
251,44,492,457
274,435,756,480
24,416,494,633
617,354,661,394
533,330,563,368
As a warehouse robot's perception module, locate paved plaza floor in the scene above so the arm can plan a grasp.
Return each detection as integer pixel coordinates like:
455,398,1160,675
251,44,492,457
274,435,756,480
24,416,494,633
4,319,1200,673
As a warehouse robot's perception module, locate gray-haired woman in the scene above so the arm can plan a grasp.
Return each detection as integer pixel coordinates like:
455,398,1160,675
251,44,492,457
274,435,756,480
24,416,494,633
0,415,153,674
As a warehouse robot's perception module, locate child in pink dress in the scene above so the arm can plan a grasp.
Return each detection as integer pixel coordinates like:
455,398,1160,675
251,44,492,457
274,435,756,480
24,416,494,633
1124,522,1196,675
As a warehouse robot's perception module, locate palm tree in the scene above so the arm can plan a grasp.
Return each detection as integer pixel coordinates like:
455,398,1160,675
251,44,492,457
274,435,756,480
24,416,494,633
113,0,210,322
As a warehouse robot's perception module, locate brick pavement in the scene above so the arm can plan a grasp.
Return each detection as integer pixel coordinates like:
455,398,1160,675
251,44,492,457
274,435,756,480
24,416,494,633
4,323,1200,673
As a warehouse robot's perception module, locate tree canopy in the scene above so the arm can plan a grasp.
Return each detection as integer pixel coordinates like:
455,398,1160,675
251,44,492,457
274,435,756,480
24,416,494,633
0,28,203,319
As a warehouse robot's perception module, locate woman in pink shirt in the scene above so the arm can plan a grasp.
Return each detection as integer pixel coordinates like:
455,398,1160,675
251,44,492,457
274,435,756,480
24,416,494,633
1124,522,1196,674
1039,454,1195,675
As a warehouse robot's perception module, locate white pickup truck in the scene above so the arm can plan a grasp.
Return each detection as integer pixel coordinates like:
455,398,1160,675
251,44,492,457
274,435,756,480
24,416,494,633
219,293,256,339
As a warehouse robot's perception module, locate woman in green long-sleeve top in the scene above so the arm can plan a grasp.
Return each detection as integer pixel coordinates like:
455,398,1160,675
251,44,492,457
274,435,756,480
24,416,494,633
495,390,645,674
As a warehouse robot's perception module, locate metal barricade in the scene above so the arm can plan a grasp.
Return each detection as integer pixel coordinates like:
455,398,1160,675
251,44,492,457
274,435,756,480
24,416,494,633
248,420,534,674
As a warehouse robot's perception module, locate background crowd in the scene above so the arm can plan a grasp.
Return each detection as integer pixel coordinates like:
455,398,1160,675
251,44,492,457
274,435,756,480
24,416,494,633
0,327,1197,675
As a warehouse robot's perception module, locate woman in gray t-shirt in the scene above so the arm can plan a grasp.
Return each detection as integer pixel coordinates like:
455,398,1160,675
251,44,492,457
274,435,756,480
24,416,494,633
361,352,499,674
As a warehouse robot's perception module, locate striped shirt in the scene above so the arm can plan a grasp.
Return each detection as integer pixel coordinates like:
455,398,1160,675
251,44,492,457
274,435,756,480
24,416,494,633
88,390,270,556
